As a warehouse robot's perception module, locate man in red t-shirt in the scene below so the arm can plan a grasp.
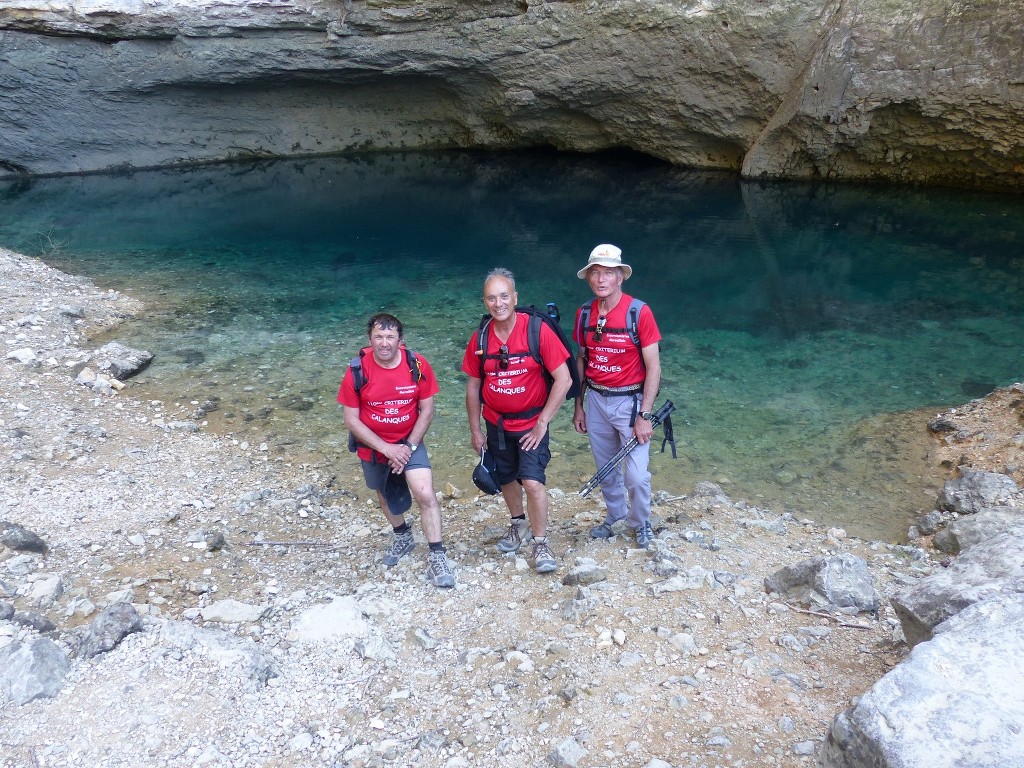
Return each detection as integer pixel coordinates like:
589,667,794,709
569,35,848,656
462,268,572,573
572,244,663,548
339,313,455,588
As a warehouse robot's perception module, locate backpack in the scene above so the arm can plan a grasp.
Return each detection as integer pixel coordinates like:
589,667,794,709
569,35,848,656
575,297,647,350
475,306,581,404
347,346,423,452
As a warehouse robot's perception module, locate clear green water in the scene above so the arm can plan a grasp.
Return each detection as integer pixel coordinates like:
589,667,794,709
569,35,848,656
3,151,1023,540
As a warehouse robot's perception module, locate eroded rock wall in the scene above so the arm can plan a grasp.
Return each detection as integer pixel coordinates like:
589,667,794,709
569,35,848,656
1,0,1021,189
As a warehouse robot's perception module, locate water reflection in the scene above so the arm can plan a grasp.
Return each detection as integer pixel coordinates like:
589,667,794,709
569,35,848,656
2,151,1022,540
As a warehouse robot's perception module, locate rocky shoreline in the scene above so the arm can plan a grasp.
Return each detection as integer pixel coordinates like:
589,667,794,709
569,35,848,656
2,246,1022,767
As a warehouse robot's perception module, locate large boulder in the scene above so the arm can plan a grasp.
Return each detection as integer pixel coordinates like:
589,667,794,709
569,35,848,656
890,529,1024,649
0,521,48,554
0,636,71,705
937,471,1019,515
764,553,880,613
819,593,1024,768
158,620,277,689
74,602,144,659
932,507,1024,555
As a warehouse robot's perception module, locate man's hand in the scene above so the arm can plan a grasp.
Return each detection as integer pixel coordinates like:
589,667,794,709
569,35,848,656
470,427,486,455
573,402,587,434
382,442,412,473
519,421,547,451
633,415,654,444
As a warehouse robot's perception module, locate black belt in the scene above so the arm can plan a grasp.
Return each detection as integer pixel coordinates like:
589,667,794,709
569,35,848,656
587,381,643,397
492,406,543,450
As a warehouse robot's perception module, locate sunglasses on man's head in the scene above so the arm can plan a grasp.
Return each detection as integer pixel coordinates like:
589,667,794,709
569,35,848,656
593,316,607,342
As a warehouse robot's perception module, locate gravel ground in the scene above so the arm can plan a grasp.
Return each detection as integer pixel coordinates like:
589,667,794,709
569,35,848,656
1,247,953,768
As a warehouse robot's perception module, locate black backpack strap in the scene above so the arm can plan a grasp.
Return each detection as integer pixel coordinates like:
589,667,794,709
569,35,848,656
576,301,593,337
493,406,545,450
476,316,491,379
349,349,367,394
405,347,422,383
347,350,367,453
353,347,421,391
577,299,645,347
576,301,592,370
526,311,543,365
476,312,532,367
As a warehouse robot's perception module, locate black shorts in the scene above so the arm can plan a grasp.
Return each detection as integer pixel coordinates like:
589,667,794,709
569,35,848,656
485,420,550,486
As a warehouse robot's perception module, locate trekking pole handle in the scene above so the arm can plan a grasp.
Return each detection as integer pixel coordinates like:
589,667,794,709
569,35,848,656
649,400,675,428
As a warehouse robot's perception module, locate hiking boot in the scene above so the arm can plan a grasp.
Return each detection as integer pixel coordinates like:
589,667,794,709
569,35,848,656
383,530,415,566
634,521,656,549
589,521,616,539
427,550,456,588
496,518,531,553
531,538,558,574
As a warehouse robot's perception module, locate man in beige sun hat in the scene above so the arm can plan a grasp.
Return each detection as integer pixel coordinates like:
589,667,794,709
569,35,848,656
572,244,662,548
576,242,633,280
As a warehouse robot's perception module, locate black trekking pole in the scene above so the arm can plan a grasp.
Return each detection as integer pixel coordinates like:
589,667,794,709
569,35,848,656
579,400,676,497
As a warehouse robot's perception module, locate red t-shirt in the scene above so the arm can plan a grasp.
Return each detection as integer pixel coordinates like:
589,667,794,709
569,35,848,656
462,312,567,432
338,348,439,461
573,293,661,388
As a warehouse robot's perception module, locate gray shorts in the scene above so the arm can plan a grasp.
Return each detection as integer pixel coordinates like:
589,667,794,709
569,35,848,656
361,443,431,515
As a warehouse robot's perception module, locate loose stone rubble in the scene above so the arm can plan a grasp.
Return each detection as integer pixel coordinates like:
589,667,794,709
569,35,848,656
2,245,1022,767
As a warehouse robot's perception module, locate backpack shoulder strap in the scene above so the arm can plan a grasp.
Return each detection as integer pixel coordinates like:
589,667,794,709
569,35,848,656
526,309,544,365
404,347,422,383
349,348,367,394
627,298,647,348
575,300,593,340
352,347,421,394
476,315,493,379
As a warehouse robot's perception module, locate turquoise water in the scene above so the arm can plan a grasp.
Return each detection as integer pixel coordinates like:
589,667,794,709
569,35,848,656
2,151,1023,540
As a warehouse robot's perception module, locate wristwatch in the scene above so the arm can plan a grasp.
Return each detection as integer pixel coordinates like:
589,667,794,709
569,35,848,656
639,411,652,421
407,442,419,453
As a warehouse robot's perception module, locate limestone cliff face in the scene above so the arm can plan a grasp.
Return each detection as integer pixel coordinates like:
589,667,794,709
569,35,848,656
1,0,1021,189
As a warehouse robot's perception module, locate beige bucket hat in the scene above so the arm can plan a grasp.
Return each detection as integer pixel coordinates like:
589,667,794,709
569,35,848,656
577,243,632,280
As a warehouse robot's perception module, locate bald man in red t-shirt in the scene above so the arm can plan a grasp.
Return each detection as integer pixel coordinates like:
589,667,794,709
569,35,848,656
463,268,572,574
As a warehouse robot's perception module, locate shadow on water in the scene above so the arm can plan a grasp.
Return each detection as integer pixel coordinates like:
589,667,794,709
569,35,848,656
2,150,1023,541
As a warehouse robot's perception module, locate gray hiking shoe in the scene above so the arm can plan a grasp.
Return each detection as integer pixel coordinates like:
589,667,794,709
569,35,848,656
427,550,456,588
589,521,616,539
531,538,558,574
496,518,531,553
383,530,415,566
634,521,655,549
